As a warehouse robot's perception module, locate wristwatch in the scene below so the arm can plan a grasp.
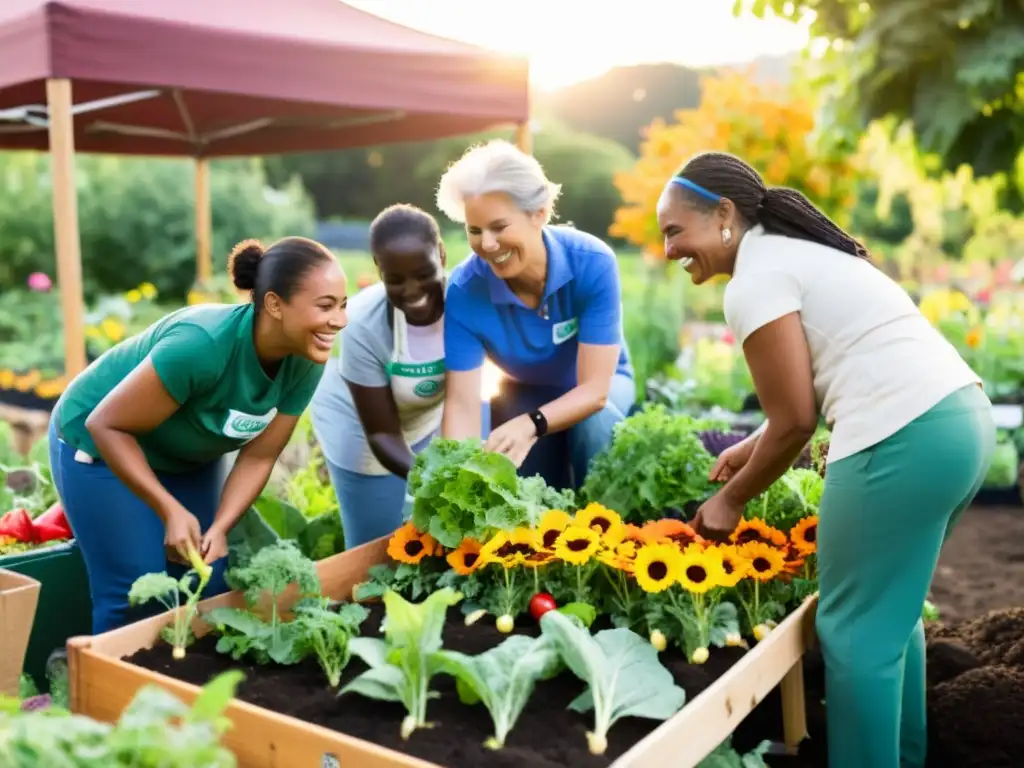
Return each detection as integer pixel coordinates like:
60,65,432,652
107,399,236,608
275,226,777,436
528,409,548,438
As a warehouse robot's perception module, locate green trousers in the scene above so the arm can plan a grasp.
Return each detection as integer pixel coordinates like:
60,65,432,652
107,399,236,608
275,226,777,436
816,384,995,768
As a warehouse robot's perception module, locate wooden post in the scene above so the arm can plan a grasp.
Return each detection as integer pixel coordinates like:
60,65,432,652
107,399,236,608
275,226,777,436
195,156,211,283
514,121,532,155
46,78,87,379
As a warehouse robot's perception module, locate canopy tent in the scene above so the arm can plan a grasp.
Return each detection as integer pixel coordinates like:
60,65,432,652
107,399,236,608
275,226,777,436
0,0,531,378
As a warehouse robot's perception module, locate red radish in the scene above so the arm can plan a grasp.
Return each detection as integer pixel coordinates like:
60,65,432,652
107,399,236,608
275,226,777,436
528,593,557,621
0,509,37,543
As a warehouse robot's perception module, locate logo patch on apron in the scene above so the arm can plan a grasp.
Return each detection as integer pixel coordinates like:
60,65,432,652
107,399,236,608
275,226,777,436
414,379,440,398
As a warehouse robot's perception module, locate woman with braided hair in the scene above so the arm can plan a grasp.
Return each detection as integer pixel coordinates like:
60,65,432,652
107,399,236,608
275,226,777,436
656,151,993,768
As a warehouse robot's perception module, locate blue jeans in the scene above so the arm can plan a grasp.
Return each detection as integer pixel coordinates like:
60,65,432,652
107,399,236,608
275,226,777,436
325,460,411,550
490,372,635,489
47,419,230,635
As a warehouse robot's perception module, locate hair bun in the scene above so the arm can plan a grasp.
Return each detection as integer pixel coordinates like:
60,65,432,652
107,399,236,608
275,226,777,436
227,239,265,291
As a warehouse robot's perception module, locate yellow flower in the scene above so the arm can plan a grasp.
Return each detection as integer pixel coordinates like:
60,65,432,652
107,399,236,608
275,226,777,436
99,318,125,342
714,545,748,588
737,541,785,582
677,547,727,594
125,289,142,303
447,539,484,576
0,370,13,389
574,503,625,547
553,525,602,565
597,539,637,572
139,282,157,299
965,326,984,349
633,543,683,593
538,509,573,551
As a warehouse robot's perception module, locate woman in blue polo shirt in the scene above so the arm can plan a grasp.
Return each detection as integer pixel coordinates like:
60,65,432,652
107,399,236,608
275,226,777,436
435,139,634,488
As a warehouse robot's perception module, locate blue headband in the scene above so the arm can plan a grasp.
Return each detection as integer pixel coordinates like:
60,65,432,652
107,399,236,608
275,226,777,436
669,176,721,203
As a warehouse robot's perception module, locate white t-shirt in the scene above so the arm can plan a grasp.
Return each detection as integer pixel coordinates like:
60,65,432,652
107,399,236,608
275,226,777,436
724,225,981,463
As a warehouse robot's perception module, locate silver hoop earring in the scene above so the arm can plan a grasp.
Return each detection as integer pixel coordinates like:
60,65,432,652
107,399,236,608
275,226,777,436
722,227,732,246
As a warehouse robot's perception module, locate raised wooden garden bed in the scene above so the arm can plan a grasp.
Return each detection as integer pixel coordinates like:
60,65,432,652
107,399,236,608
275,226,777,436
67,537,817,768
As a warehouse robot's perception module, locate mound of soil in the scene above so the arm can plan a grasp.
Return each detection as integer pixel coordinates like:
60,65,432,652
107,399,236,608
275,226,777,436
126,604,786,768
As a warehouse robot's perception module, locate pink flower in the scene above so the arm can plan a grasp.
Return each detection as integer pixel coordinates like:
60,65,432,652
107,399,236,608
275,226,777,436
27,272,52,292
721,329,735,345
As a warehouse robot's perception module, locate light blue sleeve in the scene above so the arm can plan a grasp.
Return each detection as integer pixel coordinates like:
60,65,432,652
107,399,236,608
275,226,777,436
340,306,391,388
443,283,487,372
577,244,623,345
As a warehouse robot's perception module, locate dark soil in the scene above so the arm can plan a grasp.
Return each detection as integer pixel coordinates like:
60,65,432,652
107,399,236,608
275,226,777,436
127,606,789,768
124,504,1024,767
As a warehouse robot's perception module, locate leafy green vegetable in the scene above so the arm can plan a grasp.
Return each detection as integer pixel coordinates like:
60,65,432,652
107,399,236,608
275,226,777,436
128,551,212,659
983,435,1019,488
580,405,716,523
407,438,571,549
341,587,462,740
0,670,243,767
225,539,320,644
292,598,369,687
696,737,772,767
205,540,321,666
538,609,687,755
433,634,562,749
745,467,823,532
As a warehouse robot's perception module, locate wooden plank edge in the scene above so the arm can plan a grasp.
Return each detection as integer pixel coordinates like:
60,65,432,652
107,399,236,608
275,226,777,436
612,594,819,768
75,647,441,768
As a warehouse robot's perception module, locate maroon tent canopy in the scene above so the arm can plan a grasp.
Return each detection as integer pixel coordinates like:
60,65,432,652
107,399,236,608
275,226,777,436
0,0,530,156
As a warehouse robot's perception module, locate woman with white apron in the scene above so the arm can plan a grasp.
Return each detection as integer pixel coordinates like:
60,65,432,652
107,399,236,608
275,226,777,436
311,205,450,548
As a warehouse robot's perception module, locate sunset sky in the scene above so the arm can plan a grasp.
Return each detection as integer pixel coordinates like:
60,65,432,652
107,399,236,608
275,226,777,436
347,0,813,90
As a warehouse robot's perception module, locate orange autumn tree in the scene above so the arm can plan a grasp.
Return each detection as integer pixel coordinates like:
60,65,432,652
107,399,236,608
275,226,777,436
611,71,861,259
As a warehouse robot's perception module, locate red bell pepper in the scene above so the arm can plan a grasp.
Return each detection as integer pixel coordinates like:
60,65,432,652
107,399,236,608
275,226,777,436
0,509,37,543
34,503,72,540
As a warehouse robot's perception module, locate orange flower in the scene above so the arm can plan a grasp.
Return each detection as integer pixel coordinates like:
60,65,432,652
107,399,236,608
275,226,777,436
730,518,787,548
790,515,818,556
447,539,484,576
641,519,705,549
387,523,435,565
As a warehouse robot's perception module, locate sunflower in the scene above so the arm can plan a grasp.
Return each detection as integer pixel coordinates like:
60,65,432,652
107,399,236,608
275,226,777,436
622,523,646,544
790,515,818,556
522,550,555,569
633,543,683,593
715,544,748,588
730,518,787,548
538,509,573,551
447,539,484,576
480,528,540,568
387,522,434,564
641,519,705,549
598,539,637,572
782,542,806,576
677,547,727,594
574,503,625,547
553,525,603,565
738,541,785,582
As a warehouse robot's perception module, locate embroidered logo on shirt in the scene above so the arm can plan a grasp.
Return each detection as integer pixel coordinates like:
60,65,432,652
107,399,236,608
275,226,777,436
222,408,277,440
552,317,579,344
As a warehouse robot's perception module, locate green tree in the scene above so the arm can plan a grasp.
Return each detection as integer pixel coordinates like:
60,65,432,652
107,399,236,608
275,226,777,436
0,154,315,300
735,0,1024,178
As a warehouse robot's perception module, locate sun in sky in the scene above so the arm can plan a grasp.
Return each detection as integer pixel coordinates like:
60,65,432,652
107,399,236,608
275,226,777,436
346,0,812,91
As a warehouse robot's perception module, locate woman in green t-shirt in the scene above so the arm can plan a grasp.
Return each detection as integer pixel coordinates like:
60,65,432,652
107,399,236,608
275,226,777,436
49,236,347,633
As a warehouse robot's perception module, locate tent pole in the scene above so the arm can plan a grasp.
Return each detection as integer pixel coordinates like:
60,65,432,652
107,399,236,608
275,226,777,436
515,121,532,155
46,78,87,379
195,157,212,283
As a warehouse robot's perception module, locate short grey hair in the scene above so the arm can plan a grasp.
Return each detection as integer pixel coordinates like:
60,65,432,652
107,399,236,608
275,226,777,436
435,139,562,225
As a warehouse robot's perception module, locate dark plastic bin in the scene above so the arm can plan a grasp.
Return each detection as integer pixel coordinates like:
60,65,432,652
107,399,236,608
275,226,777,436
0,540,92,691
